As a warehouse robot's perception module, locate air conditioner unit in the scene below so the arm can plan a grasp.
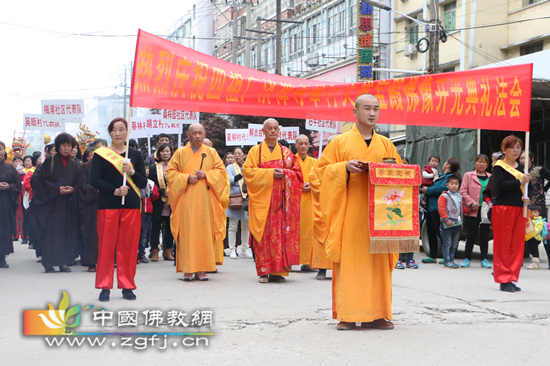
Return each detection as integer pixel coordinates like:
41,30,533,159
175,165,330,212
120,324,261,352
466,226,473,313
404,44,417,58
306,52,319,65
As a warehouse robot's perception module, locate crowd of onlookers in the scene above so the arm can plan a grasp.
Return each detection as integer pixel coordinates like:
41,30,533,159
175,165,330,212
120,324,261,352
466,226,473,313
410,138,550,288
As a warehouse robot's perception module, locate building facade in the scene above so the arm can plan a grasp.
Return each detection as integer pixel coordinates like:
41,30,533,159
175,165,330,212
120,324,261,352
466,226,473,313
390,0,550,74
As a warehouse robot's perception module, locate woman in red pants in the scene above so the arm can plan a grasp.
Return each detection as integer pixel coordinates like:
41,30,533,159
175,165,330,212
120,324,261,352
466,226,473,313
91,118,147,302
490,135,531,292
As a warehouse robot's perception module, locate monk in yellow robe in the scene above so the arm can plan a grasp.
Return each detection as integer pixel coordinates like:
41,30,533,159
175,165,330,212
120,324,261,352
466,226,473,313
295,134,316,273
309,147,334,281
316,94,401,330
165,123,227,281
243,118,303,283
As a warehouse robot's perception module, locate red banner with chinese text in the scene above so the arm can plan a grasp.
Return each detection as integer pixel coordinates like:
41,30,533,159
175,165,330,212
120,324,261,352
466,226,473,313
130,29,532,132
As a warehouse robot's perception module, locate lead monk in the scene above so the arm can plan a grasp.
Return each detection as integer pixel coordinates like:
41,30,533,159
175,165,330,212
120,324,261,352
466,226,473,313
243,118,303,283
316,94,401,330
165,123,227,281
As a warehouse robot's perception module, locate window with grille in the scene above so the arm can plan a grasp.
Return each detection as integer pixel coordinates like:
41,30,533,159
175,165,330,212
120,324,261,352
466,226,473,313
409,19,419,45
520,42,543,56
444,1,456,32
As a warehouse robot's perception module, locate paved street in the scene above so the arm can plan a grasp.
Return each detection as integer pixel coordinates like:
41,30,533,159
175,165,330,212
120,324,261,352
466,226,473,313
2,239,549,366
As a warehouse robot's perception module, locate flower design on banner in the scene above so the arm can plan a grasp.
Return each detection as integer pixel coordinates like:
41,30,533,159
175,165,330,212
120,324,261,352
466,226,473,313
381,188,407,226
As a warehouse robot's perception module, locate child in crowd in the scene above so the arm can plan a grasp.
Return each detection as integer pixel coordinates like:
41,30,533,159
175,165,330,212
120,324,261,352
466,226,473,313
422,154,440,186
138,165,159,264
438,175,463,268
526,205,547,270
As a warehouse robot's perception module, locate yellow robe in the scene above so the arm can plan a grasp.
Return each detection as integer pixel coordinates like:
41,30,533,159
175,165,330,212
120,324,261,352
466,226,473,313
316,126,401,322
298,155,316,266
309,160,333,270
165,145,228,273
215,179,230,265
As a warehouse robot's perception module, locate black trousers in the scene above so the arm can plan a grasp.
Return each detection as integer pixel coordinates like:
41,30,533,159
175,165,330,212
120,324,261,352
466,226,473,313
464,210,491,261
150,216,173,251
425,210,441,257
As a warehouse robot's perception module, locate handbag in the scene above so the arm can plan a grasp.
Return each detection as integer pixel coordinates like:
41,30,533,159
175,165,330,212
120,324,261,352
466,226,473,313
228,193,244,210
480,202,491,224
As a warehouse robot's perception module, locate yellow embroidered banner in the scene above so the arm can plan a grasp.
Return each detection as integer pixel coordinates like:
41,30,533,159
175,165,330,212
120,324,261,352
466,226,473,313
368,162,421,253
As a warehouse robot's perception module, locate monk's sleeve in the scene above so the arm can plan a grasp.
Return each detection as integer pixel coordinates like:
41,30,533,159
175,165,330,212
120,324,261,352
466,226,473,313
317,142,348,263
309,164,327,244
205,152,229,242
204,151,229,200
32,162,61,204
165,149,189,204
243,146,274,241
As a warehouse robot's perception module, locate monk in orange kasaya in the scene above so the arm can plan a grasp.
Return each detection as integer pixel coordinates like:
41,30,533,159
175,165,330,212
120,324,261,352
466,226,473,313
295,134,317,273
165,123,227,281
316,94,401,331
243,118,303,283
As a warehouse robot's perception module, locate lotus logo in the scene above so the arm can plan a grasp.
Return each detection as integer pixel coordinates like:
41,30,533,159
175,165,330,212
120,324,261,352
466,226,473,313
37,291,81,335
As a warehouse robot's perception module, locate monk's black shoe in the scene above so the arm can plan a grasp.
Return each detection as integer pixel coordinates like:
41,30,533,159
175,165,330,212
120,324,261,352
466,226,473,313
59,265,71,272
500,283,515,292
0,262,9,269
99,290,110,302
44,266,55,273
122,289,136,301
511,282,521,292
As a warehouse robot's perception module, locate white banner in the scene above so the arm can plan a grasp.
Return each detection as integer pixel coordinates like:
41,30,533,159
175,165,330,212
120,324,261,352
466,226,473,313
49,116,83,124
161,110,200,124
225,129,255,146
305,119,338,133
23,114,65,132
248,124,299,143
41,99,84,118
130,115,182,138
129,116,150,138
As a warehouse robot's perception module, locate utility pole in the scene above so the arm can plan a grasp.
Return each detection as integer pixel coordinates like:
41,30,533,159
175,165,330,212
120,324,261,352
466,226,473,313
256,18,262,70
275,0,282,75
245,2,252,68
428,0,439,73
232,0,239,64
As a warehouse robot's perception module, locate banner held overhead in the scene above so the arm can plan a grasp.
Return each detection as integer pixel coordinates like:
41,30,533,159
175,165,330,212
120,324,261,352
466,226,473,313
130,29,532,132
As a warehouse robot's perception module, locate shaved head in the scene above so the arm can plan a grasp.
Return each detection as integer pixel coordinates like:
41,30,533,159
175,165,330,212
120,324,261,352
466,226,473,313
263,118,279,128
355,94,379,109
188,123,205,133
262,118,280,145
295,134,309,144
187,123,206,148
203,138,212,147
295,134,310,159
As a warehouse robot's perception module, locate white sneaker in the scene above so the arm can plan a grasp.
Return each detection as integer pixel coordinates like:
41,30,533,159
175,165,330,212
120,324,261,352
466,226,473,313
230,250,237,259
240,249,253,258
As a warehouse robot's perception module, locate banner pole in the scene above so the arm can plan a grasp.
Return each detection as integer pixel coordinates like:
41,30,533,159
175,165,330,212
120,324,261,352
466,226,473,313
318,131,323,157
147,136,151,155
122,107,132,205
523,131,530,217
178,132,181,148
476,129,481,155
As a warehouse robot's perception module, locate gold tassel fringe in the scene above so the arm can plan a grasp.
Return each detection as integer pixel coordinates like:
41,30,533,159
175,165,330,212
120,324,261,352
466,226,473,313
369,237,420,254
